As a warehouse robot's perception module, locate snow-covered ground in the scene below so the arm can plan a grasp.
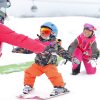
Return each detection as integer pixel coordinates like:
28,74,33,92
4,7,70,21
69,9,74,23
0,16,100,100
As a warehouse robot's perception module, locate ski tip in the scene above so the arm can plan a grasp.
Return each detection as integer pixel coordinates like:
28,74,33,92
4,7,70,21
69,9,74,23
16,94,25,99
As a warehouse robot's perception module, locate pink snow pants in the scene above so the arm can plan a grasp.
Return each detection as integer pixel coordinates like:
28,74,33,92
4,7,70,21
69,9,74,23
72,48,96,74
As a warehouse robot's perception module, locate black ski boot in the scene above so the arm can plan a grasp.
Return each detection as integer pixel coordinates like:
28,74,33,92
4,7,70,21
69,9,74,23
72,64,81,75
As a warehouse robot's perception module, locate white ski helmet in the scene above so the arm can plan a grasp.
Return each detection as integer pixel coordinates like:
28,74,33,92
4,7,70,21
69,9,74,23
0,0,11,23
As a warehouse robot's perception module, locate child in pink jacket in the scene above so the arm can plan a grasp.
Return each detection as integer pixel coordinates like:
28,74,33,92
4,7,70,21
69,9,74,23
68,23,99,75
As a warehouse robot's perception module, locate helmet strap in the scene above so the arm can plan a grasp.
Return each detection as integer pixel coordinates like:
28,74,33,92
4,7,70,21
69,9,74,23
88,32,94,38
37,34,49,42
49,34,56,41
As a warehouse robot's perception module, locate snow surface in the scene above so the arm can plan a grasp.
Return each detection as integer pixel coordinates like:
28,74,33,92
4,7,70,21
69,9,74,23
0,16,100,100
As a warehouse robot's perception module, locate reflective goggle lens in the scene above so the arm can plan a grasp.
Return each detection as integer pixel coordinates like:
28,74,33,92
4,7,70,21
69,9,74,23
40,27,51,36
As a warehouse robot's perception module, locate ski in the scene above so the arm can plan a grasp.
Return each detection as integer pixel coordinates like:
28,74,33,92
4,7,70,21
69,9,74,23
32,92,69,100
16,94,26,99
17,90,70,100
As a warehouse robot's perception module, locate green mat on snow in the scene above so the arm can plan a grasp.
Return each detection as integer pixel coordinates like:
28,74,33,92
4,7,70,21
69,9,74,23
0,57,63,74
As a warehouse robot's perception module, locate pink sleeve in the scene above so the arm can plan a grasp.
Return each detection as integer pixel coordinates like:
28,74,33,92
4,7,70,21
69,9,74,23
0,23,45,54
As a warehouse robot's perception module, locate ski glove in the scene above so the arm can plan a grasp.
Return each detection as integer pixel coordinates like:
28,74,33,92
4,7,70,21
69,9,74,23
72,57,80,64
88,58,97,67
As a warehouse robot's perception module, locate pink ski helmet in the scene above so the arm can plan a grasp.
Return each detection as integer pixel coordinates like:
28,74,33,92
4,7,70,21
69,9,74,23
84,23,96,31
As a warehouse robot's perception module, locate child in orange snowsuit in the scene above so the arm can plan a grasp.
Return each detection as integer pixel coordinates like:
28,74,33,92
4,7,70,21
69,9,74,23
13,22,71,96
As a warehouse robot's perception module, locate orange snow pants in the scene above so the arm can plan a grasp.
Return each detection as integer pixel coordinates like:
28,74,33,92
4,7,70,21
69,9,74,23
24,63,65,87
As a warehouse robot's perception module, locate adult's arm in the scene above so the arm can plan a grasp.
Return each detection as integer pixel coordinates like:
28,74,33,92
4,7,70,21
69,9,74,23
0,23,45,54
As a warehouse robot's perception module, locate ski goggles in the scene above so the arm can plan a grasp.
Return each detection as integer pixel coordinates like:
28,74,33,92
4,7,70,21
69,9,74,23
84,23,96,31
40,27,52,36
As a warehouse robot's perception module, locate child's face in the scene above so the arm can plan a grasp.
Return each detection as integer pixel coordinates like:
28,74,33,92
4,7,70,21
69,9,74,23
40,27,52,39
83,29,93,37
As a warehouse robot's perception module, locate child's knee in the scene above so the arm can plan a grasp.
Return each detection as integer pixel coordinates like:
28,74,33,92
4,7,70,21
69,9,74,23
86,67,96,74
